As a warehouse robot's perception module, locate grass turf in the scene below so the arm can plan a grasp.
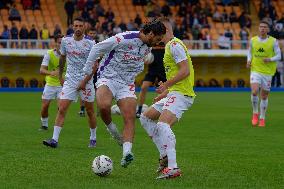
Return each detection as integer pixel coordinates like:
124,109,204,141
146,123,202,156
0,92,283,189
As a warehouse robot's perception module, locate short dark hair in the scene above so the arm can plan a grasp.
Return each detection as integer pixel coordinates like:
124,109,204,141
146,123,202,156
88,27,96,32
141,19,166,36
260,20,270,27
74,17,85,23
54,34,64,42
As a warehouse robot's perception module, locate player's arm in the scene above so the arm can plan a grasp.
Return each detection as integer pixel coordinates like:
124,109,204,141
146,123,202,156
40,53,58,77
154,88,168,103
156,43,189,94
78,60,99,91
246,39,252,68
59,37,67,85
263,40,281,63
83,35,119,75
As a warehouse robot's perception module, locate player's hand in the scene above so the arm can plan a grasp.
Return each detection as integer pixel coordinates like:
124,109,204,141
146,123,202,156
263,58,271,63
78,80,87,91
153,95,163,103
246,61,251,68
92,61,99,74
156,81,168,94
50,70,59,77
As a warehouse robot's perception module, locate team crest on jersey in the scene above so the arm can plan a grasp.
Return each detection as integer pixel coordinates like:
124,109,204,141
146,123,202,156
257,48,265,53
116,36,121,43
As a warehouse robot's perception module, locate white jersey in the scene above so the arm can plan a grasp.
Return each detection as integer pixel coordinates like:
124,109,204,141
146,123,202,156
60,35,95,87
83,31,151,84
41,49,60,66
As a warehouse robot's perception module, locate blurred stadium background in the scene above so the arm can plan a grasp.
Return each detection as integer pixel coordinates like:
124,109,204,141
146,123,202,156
0,0,283,89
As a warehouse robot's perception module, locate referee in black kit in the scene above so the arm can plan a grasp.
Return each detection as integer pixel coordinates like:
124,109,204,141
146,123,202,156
136,46,167,118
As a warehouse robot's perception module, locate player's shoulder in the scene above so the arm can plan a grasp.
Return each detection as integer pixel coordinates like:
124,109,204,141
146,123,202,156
121,31,140,40
62,35,73,42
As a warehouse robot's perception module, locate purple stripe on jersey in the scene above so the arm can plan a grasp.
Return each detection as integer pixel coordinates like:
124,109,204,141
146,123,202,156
97,50,115,78
122,32,139,39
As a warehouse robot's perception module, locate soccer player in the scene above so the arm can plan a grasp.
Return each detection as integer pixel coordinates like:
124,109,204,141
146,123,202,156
78,27,97,117
136,47,166,118
43,17,97,148
139,17,195,179
82,19,166,167
247,20,281,127
39,34,65,130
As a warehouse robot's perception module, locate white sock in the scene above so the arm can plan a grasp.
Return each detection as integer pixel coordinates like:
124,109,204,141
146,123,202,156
139,115,166,158
41,117,48,127
251,95,259,114
260,99,268,119
52,126,62,142
123,142,132,156
157,122,177,169
90,128,96,140
107,122,121,139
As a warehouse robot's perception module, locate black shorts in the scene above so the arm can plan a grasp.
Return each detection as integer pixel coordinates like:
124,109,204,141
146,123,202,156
143,71,167,83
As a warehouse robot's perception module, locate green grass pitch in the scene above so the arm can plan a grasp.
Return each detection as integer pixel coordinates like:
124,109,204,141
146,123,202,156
0,92,284,189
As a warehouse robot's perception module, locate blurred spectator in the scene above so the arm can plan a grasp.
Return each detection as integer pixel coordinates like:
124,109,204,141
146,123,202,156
9,4,21,21
95,3,105,17
222,9,229,22
196,79,206,87
85,0,95,11
127,19,137,31
81,7,90,21
40,24,49,49
0,25,10,48
66,24,74,35
161,2,171,17
217,33,230,49
64,0,75,26
229,7,238,23
101,17,109,32
134,14,142,28
239,12,252,29
202,31,211,49
19,25,29,48
209,78,220,87
53,24,62,38
97,30,109,42
178,2,187,17
77,0,85,11
258,3,266,20
239,27,249,49
113,23,122,34
119,20,127,32
32,0,40,10
10,22,19,48
22,0,32,10
192,13,200,28
191,24,201,49
212,8,222,22
105,8,115,22
224,27,233,48
29,24,38,48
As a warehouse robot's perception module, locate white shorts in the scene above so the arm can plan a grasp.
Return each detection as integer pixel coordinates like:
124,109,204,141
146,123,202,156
96,78,136,101
250,72,272,91
42,85,62,100
152,91,194,120
60,82,95,102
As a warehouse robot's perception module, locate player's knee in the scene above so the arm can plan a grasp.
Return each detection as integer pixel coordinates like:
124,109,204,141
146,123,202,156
86,108,94,117
251,90,258,96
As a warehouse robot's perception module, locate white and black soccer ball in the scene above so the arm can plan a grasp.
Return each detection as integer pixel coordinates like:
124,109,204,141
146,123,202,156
92,155,113,177
144,53,154,64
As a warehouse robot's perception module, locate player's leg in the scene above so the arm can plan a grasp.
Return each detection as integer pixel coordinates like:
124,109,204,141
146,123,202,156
43,85,76,148
40,85,57,130
117,97,137,167
140,99,168,172
43,99,72,148
78,99,85,117
136,80,153,118
81,83,97,147
156,93,194,179
250,72,261,126
258,75,272,127
96,84,122,145
40,99,51,130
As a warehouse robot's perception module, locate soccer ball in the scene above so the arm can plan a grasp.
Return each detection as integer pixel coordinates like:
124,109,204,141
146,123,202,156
92,155,113,177
144,53,154,64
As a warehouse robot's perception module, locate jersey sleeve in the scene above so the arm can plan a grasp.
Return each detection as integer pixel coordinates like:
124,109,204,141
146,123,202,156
169,42,187,64
60,37,67,56
270,39,281,61
41,52,50,66
83,35,120,75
